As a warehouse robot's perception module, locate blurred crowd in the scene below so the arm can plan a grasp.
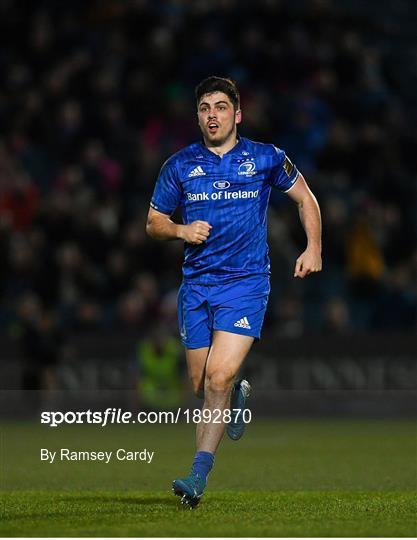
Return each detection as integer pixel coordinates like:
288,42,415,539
0,0,416,352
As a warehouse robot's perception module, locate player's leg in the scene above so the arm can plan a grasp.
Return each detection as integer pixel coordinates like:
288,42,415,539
178,282,212,398
196,330,253,452
173,331,253,507
227,378,251,440
173,282,213,507
213,275,270,440
173,277,268,507
185,347,209,399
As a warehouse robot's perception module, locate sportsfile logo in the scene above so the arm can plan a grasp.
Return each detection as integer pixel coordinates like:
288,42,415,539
186,189,259,201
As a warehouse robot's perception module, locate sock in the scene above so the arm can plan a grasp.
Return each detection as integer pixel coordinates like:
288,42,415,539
191,451,215,481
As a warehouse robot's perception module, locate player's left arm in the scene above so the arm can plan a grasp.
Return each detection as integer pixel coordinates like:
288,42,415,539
285,174,322,278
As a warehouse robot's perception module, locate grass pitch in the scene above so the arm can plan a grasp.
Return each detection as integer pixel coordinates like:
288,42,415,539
1,418,416,536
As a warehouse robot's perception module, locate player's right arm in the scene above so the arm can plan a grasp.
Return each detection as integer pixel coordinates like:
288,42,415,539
147,155,211,244
146,207,212,245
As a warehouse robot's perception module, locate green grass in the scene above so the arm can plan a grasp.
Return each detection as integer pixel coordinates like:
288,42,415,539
2,490,416,537
1,419,416,536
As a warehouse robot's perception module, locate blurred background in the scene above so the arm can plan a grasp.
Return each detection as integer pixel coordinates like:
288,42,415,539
0,0,416,416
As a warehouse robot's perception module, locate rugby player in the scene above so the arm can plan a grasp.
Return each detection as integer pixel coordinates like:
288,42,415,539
146,76,322,508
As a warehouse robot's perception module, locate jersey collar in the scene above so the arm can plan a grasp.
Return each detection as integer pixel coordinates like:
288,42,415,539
198,135,244,160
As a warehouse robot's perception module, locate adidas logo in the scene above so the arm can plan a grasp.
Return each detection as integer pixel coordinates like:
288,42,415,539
188,166,206,177
234,317,251,329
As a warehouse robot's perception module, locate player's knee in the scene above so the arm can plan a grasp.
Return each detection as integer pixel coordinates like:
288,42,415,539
206,370,234,394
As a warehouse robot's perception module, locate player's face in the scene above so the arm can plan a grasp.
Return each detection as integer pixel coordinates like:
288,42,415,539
197,92,241,147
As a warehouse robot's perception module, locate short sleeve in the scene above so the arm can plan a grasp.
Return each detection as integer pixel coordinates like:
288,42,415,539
150,159,182,215
269,146,299,192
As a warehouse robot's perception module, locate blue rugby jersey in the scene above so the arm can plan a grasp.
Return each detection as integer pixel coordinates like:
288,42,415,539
150,136,299,284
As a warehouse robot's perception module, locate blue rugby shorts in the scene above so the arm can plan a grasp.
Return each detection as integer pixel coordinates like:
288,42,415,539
177,274,270,349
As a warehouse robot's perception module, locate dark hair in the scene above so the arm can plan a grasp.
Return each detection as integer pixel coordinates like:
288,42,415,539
195,76,240,110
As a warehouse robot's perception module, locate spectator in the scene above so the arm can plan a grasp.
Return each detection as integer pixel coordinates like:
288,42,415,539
0,1,414,338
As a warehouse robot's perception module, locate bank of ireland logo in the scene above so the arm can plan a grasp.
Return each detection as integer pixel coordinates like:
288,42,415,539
213,180,230,189
238,160,256,176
